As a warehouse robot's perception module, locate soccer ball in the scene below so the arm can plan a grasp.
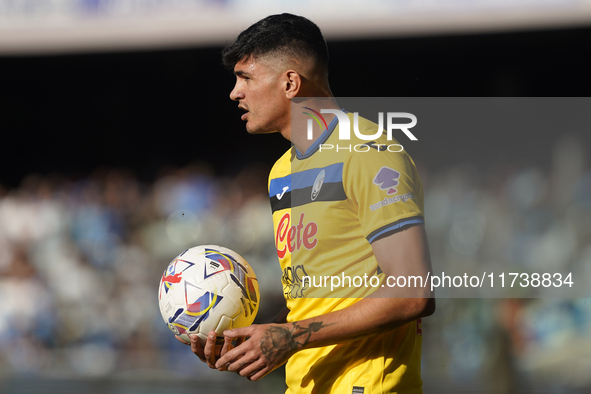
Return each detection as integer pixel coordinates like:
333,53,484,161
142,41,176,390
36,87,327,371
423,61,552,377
158,245,260,343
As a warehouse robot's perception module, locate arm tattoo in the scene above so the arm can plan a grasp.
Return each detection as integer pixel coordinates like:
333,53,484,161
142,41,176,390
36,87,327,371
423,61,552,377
259,321,335,364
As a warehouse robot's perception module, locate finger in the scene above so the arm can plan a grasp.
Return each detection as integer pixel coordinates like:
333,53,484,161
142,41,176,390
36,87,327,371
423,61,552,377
220,336,234,360
249,366,271,382
228,358,251,374
190,334,206,362
223,326,253,339
216,343,248,370
175,335,190,345
225,350,257,373
202,331,218,368
239,359,267,380
203,331,218,368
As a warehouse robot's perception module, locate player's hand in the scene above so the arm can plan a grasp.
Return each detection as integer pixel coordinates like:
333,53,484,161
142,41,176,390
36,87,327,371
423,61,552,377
176,331,240,369
215,324,294,381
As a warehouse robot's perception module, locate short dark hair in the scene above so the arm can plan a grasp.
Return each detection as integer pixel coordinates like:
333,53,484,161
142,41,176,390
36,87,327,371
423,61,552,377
222,13,329,72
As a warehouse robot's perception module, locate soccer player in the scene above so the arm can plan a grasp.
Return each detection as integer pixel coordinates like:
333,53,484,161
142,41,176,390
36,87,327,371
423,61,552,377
183,13,435,393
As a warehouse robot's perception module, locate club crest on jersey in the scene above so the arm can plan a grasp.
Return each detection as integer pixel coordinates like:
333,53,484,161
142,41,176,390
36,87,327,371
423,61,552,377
373,166,400,195
311,170,325,201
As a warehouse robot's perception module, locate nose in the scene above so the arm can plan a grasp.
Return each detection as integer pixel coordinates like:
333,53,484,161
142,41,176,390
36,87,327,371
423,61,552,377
229,81,244,102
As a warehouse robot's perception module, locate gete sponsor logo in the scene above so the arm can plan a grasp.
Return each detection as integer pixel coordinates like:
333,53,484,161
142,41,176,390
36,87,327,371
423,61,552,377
276,212,318,258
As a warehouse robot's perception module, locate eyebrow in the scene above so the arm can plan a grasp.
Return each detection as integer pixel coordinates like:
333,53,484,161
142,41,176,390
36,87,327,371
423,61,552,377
234,70,251,78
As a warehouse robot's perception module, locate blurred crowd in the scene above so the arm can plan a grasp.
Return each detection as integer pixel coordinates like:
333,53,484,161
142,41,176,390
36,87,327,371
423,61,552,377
419,136,591,392
0,136,590,391
0,162,283,379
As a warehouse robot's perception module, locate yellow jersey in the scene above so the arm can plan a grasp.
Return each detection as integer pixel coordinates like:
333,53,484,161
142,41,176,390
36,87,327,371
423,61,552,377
269,113,425,394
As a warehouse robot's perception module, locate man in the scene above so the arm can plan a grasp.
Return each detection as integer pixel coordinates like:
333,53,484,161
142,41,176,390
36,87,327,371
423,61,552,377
180,13,435,393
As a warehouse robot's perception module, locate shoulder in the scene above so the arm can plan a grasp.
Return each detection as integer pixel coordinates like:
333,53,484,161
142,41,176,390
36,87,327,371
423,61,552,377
344,118,416,178
268,147,294,190
271,147,293,173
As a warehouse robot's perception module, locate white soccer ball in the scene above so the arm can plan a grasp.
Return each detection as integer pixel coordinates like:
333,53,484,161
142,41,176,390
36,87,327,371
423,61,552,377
158,245,260,343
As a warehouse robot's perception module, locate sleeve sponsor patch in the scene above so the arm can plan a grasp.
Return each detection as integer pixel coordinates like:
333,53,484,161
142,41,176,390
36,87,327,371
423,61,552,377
369,192,415,212
372,166,400,195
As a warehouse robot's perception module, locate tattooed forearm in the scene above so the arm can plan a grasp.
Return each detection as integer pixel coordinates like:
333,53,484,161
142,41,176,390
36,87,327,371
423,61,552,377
291,321,330,345
259,326,295,365
259,321,335,364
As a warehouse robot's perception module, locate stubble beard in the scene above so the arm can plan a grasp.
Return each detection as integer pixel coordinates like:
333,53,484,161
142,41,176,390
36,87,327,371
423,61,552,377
245,117,281,136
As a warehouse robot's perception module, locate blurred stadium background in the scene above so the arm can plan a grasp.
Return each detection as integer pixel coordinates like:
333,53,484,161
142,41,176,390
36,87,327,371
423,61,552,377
1,1,591,393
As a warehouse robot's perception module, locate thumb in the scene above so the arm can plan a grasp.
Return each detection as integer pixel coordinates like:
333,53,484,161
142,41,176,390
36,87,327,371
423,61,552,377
223,325,253,338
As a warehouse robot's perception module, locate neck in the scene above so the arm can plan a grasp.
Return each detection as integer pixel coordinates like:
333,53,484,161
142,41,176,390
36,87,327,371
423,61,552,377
288,96,340,154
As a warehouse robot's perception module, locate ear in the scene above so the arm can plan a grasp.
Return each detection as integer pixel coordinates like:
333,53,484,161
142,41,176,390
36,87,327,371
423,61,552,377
284,70,302,99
